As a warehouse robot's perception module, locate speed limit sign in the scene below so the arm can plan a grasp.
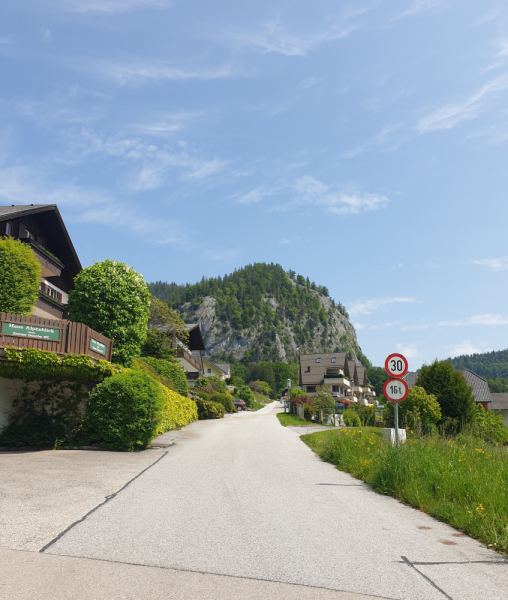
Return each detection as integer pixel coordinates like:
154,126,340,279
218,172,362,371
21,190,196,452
383,378,409,403
384,353,408,379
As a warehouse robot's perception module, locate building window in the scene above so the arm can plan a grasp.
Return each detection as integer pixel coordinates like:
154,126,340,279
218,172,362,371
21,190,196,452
5,222,13,236
306,366,310,372
207,368,211,374
332,385,339,393
316,358,321,363
331,357,336,363
307,386,316,393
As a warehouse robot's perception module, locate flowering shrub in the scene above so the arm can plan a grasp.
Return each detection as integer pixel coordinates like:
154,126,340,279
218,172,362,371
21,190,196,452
156,385,197,434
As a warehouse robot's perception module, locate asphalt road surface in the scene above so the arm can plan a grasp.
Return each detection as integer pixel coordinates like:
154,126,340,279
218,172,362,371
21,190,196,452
34,403,507,600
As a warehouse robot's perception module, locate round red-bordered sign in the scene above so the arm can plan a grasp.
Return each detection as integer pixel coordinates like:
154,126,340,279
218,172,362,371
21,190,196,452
383,378,409,403
384,353,408,379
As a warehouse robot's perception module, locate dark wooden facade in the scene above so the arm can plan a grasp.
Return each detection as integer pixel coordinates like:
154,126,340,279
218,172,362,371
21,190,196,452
0,313,113,362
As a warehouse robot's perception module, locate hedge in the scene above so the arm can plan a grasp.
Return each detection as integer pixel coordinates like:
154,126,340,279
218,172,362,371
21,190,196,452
137,356,188,396
156,385,197,434
0,237,41,315
210,392,235,413
194,398,225,420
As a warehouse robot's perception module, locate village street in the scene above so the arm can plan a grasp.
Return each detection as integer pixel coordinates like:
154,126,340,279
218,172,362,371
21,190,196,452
1,404,508,600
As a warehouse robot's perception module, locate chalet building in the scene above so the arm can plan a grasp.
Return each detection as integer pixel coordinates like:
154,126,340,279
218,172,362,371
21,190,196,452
202,357,229,381
298,352,375,405
173,324,206,381
0,205,81,320
403,369,492,410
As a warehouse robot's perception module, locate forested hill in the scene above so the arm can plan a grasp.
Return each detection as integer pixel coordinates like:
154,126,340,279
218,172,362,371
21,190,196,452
149,263,369,365
449,349,508,380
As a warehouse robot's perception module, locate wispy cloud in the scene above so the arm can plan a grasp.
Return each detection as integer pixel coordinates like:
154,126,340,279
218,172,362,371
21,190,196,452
62,0,171,15
396,343,419,358
473,257,508,271
349,297,415,318
417,75,508,133
439,314,508,326
396,0,439,19
293,176,390,215
86,59,235,86
204,248,239,261
129,111,202,137
237,185,284,205
447,341,483,357
341,123,404,159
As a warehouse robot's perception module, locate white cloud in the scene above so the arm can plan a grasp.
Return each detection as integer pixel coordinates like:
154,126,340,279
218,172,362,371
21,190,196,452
294,176,390,215
62,0,170,15
497,40,508,57
353,322,367,331
447,341,482,357
280,239,290,244
417,75,508,133
129,111,202,137
371,322,400,330
396,343,419,358
439,314,508,326
396,0,439,19
473,257,508,271
349,297,415,318
237,185,283,205
87,60,234,86
341,123,403,158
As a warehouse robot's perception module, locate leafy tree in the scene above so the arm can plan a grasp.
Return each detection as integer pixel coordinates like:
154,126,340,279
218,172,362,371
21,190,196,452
313,385,335,410
0,237,41,315
237,385,255,407
384,386,441,429
366,367,389,397
148,296,188,346
248,380,271,396
416,360,476,424
68,259,150,366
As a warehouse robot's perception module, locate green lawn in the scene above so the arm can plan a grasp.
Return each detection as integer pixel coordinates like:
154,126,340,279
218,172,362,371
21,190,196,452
302,428,508,554
249,393,271,411
277,413,314,427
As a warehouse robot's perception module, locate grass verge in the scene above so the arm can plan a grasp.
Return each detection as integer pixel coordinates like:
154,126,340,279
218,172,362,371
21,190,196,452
302,427,508,554
277,413,313,427
249,393,271,411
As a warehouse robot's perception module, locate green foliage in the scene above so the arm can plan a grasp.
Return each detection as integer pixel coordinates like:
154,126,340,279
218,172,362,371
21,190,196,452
0,347,117,383
0,411,67,448
290,387,306,399
156,385,197,434
81,370,164,451
248,380,271,396
141,296,189,360
237,385,255,406
140,328,175,361
68,259,151,367
0,237,41,315
366,367,389,397
193,390,210,401
343,409,361,427
416,360,476,425
486,378,508,393
303,428,508,554
210,392,235,413
449,348,508,380
193,375,226,394
194,398,225,420
384,386,441,429
313,385,335,410
149,263,362,363
470,405,508,444
136,356,188,396
276,413,313,427
349,403,375,426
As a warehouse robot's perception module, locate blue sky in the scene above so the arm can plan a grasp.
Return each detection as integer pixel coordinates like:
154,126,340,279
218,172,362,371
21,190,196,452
1,0,508,369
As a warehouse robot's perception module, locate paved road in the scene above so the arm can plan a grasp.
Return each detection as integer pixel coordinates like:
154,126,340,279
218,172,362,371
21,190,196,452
32,404,507,600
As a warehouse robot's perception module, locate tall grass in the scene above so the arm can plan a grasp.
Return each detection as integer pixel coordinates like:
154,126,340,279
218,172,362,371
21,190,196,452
302,427,508,553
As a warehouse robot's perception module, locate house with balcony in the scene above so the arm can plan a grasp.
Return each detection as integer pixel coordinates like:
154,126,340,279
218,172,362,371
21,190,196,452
0,205,81,320
173,324,206,382
299,352,375,405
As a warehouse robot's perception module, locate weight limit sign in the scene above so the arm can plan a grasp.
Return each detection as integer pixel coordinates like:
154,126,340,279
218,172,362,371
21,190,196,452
383,378,409,403
384,353,408,379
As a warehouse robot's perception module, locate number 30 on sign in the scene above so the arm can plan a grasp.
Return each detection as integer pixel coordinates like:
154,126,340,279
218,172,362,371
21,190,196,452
383,378,409,403
384,353,408,379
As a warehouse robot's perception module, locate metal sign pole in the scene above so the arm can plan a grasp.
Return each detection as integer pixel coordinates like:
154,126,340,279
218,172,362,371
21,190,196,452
394,402,399,447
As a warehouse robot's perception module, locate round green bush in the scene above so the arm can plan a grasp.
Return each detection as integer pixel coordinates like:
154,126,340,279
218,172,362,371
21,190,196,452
194,391,210,401
0,237,41,315
82,370,164,451
68,259,150,367
137,357,188,396
210,392,235,413
194,398,225,420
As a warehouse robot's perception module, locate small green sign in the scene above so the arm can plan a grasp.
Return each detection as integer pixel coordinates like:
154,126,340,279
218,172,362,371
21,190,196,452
90,338,107,355
2,321,60,341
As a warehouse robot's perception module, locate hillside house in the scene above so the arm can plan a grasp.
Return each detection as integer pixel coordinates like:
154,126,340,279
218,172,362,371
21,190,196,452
403,369,491,409
202,357,229,381
0,205,81,320
298,352,375,405
173,324,206,382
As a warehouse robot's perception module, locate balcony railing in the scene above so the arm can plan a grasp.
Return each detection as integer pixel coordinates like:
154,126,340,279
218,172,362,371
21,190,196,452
174,348,201,372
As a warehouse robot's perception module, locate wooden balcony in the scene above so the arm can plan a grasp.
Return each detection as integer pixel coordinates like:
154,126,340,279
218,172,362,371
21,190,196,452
174,348,201,372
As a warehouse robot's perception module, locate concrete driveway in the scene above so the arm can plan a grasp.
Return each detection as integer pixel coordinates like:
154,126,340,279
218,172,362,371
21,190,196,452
1,406,508,599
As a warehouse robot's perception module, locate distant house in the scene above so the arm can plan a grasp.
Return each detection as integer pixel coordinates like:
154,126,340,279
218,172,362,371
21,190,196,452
173,324,206,382
488,394,508,426
202,357,229,381
0,204,82,320
298,352,375,405
403,369,491,409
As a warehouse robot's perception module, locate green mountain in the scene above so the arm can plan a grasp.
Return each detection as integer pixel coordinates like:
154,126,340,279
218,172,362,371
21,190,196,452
449,349,508,392
149,263,369,365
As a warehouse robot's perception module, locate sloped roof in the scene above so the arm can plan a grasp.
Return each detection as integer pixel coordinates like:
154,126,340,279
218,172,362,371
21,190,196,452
186,324,206,351
489,393,508,410
0,205,49,217
299,352,347,386
216,363,230,376
403,370,491,403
